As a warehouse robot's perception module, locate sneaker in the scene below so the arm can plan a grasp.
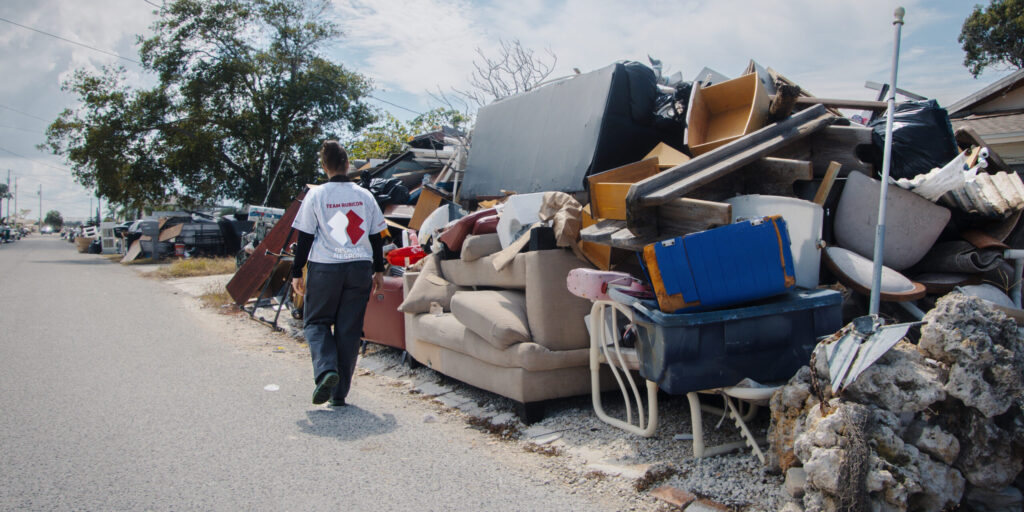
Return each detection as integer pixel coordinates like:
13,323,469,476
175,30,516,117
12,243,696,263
329,397,347,407
312,371,340,405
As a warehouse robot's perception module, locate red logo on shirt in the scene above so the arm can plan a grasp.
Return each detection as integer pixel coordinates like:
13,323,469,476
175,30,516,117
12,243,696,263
346,210,365,243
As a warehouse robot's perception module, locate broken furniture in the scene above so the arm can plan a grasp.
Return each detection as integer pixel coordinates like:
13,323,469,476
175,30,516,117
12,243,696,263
624,104,835,239
226,189,307,330
460,62,663,200
401,246,599,423
685,72,770,156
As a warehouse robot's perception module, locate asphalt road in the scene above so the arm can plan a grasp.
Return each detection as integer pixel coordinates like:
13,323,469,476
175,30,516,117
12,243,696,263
0,236,625,511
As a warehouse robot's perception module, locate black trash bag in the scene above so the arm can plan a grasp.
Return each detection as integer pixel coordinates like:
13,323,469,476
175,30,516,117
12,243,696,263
653,81,692,153
866,99,958,180
364,177,410,207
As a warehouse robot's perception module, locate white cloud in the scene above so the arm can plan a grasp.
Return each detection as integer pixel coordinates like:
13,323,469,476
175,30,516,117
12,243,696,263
329,0,1005,108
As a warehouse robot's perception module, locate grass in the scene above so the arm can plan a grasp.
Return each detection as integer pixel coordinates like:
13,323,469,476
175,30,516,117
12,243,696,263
149,257,237,278
198,289,238,312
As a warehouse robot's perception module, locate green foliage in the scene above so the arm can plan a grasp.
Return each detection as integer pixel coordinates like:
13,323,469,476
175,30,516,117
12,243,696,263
44,210,63,229
347,113,411,161
42,0,374,209
959,0,1024,77
347,108,470,161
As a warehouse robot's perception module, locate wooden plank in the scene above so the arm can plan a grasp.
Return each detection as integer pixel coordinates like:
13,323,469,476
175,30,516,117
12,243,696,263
158,223,183,242
804,125,874,178
656,198,731,236
408,186,444,231
625,105,833,235
579,219,627,243
814,162,842,205
793,97,888,111
226,189,307,305
121,240,142,263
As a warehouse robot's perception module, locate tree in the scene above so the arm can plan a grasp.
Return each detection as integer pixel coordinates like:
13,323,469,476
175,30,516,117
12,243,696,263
43,0,375,209
347,108,470,161
44,210,63,229
959,0,1024,77
454,39,557,107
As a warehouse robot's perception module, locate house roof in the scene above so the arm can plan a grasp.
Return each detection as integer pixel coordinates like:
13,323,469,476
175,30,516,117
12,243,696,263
951,109,1024,138
947,68,1024,117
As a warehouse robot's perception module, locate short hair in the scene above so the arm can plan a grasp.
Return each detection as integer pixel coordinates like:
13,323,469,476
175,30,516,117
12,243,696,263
319,140,349,173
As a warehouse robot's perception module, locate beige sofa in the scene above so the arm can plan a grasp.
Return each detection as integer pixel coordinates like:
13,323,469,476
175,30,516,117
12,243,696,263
400,235,597,422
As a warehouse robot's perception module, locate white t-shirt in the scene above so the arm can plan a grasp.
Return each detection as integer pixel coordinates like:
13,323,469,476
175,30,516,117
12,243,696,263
292,182,387,264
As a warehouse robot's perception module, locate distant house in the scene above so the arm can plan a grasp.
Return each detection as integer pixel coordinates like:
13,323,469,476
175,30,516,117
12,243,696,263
947,68,1024,173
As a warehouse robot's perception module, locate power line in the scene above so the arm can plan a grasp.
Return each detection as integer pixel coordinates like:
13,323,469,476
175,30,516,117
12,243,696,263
143,0,162,7
0,145,73,175
0,103,49,123
0,124,45,135
368,95,422,116
0,16,142,65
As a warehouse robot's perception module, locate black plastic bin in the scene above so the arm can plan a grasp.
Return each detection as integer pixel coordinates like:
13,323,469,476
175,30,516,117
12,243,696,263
631,289,842,394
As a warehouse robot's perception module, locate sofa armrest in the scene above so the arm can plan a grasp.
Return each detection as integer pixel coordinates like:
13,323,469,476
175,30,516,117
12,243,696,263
524,249,594,351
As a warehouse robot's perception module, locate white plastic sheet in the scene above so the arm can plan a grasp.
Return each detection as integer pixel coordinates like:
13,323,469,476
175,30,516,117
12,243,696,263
894,150,977,201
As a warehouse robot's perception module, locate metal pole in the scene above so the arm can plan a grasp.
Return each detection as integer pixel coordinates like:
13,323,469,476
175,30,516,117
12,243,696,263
38,184,42,229
869,7,905,316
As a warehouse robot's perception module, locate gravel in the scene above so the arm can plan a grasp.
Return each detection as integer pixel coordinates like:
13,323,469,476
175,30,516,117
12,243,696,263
249,311,788,511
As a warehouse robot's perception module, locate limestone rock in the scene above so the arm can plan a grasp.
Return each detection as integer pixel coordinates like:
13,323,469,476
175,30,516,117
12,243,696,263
844,342,946,415
962,485,1024,512
769,366,821,472
948,408,1024,490
904,421,960,466
785,467,807,498
918,293,1024,418
779,501,804,512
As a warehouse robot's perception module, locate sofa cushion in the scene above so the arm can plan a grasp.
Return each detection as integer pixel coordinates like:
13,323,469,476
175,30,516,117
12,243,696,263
414,313,589,371
451,290,530,349
397,254,462,314
524,249,594,351
440,253,527,289
438,208,497,253
461,233,503,262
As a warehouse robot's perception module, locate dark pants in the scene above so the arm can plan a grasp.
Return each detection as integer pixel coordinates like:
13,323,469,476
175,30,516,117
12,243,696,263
303,260,373,401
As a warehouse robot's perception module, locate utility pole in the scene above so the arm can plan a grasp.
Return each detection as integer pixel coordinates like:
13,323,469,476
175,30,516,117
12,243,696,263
5,169,9,221
14,177,17,222
38,184,42,229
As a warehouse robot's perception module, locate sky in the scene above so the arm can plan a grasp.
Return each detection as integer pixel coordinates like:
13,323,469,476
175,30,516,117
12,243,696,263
0,0,1016,222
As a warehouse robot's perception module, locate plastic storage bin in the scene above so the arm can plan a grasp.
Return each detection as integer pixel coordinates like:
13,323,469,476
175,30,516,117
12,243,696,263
631,288,842,394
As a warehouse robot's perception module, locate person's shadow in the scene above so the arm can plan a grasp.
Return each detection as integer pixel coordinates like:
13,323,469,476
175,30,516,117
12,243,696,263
296,406,398,441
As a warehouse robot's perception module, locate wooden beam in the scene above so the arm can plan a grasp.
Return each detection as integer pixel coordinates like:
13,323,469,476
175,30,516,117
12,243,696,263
625,105,833,235
657,198,732,236
581,198,732,251
792,97,888,111
814,162,842,205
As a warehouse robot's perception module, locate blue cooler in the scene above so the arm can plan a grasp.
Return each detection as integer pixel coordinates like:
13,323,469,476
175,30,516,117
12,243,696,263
642,216,796,313
631,289,842,394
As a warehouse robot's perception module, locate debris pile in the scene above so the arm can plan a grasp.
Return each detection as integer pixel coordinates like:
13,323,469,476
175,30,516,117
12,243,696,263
769,293,1024,511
